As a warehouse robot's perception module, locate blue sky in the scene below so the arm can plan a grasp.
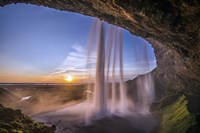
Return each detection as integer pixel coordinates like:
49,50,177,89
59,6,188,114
0,4,156,83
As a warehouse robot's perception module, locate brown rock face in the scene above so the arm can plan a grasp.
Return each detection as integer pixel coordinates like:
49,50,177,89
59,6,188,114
0,0,199,94
147,39,199,96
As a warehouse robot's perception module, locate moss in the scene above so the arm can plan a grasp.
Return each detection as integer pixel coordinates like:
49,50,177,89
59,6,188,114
160,96,196,133
11,129,23,133
0,104,54,133
0,128,9,133
151,93,179,112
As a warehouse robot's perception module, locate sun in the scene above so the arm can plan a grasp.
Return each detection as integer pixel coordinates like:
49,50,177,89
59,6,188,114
64,75,74,82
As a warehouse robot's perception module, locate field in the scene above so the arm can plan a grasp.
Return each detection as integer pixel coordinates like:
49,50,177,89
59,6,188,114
0,83,86,115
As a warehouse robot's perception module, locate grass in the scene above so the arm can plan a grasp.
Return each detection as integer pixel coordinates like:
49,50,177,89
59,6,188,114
160,96,196,133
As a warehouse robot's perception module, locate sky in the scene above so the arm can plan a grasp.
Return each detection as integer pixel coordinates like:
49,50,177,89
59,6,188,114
0,4,156,83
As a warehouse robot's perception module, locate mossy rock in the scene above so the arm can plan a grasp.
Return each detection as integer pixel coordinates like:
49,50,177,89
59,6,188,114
186,124,200,133
160,96,197,133
11,129,23,133
1,120,13,128
150,94,179,111
0,128,9,133
0,104,54,133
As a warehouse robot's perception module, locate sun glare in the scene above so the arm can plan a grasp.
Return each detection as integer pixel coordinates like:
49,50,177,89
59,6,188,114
64,75,74,82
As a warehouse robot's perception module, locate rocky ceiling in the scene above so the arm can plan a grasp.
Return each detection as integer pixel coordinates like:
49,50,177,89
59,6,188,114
0,0,200,95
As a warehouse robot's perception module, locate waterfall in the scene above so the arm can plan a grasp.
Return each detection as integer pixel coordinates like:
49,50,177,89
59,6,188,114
136,73,155,113
95,21,106,115
85,19,155,123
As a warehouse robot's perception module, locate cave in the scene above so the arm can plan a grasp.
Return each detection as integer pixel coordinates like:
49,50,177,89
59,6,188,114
1,0,199,94
0,0,200,133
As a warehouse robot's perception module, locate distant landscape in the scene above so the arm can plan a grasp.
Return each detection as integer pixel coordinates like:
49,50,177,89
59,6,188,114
0,84,85,115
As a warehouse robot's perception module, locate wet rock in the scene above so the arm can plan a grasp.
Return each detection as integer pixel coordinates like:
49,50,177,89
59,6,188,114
186,95,200,114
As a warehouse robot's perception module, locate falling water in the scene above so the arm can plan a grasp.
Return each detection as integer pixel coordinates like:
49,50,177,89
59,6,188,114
95,21,106,115
85,19,155,123
135,41,155,113
136,73,155,113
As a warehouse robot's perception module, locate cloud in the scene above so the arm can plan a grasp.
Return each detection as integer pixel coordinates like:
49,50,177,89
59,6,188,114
51,69,84,75
71,44,85,52
50,44,97,76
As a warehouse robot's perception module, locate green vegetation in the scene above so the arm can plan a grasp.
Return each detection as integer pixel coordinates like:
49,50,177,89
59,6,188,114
159,96,197,133
0,104,54,133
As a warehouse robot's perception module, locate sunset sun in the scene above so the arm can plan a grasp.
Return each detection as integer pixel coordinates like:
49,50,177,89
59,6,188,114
64,75,74,82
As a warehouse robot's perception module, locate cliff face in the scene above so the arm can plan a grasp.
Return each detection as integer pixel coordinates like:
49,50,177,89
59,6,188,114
148,39,199,94
0,0,199,99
